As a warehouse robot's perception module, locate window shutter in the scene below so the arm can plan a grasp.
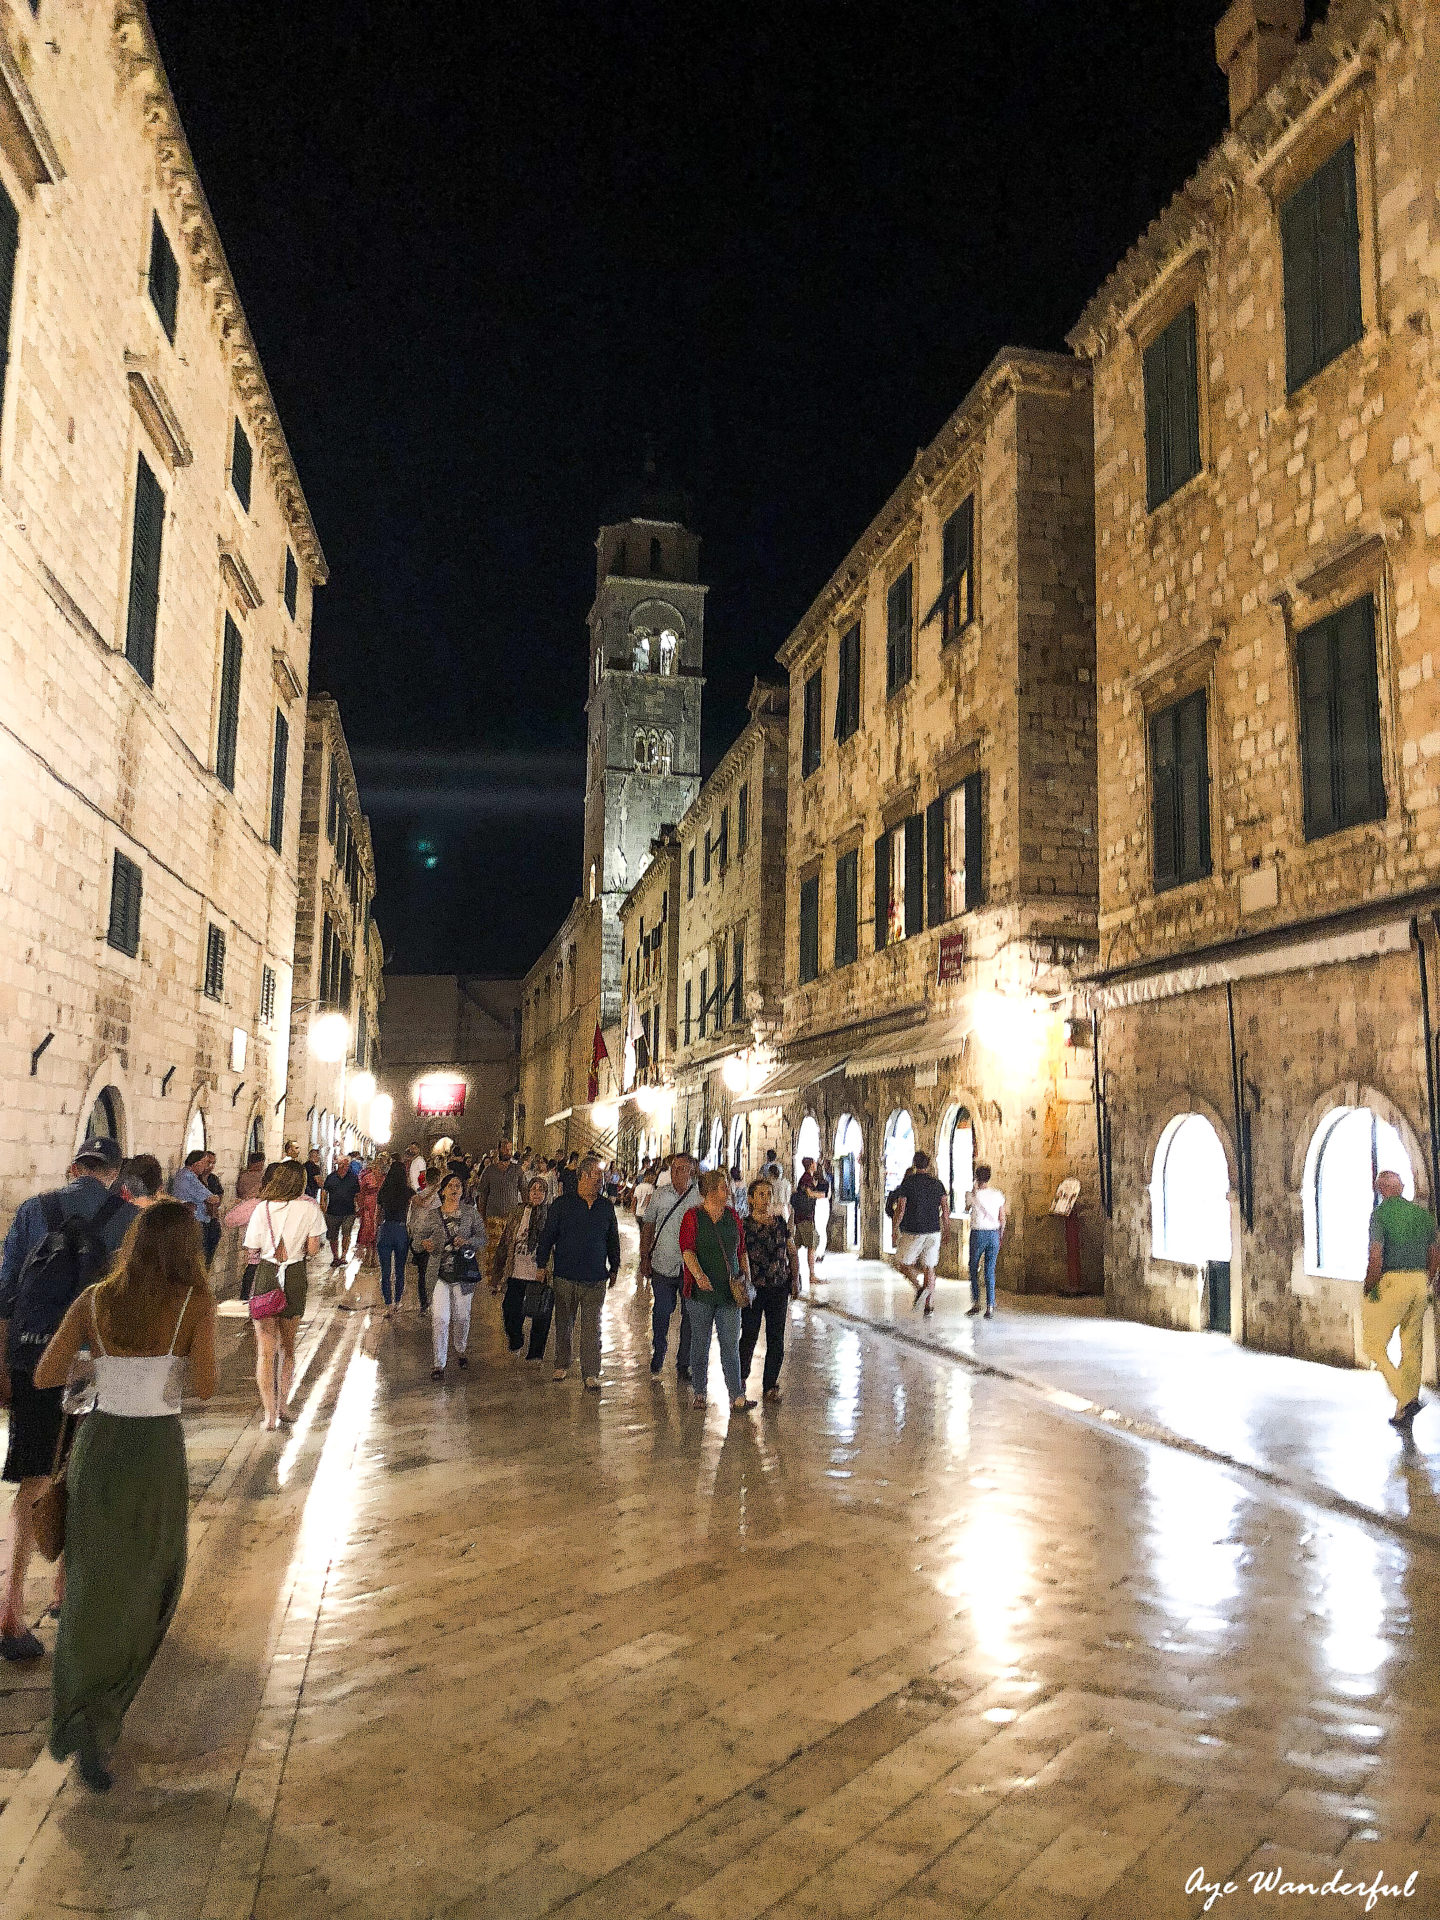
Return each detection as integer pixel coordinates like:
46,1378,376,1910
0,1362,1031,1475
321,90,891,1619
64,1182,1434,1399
1176,689,1211,880
107,851,142,957
270,709,289,852
684,979,692,1044
284,548,298,619
216,614,242,789
231,418,252,511
887,569,913,692
904,814,925,939
874,832,890,950
799,876,820,984
1168,305,1201,495
125,454,165,685
732,930,744,1021
148,214,179,343
204,924,226,1000
963,772,985,909
0,179,18,413
1316,141,1363,376
925,794,946,929
1143,329,1169,511
1150,707,1179,888
737,782,748,854
1296,620,1338,838
835,849,858,967
1332,596,1385,827
1281,172,1321,392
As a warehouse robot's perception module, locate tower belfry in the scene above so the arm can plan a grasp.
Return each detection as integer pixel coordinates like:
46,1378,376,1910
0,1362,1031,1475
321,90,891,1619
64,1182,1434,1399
582,471,704,1026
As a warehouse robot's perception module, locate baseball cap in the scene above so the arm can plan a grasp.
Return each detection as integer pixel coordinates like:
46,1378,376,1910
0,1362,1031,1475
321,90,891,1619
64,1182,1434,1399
74,1135,123,1169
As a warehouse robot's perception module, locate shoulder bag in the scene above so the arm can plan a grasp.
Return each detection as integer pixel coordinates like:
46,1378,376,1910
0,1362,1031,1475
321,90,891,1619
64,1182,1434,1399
439,1214,482,1292
248,1204,290,1321
31,1409,75,1563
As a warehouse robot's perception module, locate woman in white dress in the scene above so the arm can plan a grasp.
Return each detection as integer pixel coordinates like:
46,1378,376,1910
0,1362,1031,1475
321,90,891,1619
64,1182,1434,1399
243,1163,325,1428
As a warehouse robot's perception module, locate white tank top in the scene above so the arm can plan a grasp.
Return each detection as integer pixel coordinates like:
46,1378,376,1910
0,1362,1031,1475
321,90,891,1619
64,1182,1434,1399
90,1289,192,1417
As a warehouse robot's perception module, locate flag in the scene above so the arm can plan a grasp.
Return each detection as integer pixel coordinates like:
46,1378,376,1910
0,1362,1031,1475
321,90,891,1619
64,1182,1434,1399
622,996,644,1092
587,1022,609,1103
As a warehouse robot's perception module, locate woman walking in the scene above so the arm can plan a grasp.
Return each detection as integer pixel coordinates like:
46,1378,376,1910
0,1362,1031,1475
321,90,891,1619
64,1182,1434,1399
679,1169,756,1414
495,1174,554,1360
407,1182,433,1313
32,1201,217,1791
242,1163,325,1429
356,1158,382,1268
738,1177,800,1401
417,1173,485,1379
375,1154,412,1314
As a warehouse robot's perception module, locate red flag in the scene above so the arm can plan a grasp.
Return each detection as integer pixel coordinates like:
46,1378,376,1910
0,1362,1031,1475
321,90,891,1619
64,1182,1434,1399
587,1022,609,1103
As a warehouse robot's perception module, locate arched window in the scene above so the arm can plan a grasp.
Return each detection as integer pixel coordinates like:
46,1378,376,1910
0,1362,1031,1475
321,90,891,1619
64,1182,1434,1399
633,730,647,770
693,1118,706,1160
729,1113,746,1175
660,731,674,774
834,1114,863,1252
648,728,660,770
248,1114,264,1159
936,1105,974,1215
659,629,678,675
85,1086,123,1150
1150,1113,1231,1264
794,1114,821,1183
708,1117,725,1172
882,1109,915,1251
1305,1106,1414,1280
184,1107,207,1156
632,631,651,673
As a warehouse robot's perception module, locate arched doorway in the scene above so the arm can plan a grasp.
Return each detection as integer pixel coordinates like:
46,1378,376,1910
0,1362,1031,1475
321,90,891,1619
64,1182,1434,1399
834,1114,863,1251
1305,1105,1414,1281
705,1117,724,1171
936,1105,974,1217
882,1108,915,1252
247,1113,265,1161
794,1114,821,1182
183,1107,207,1157
1150,1113,1232,1265
728,1113,746,1175
85,1086,124,1152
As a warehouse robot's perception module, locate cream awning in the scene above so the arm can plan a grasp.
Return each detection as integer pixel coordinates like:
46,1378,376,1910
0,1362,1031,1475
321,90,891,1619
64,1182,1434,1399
844,1010,971,1077
730,1053,850,1112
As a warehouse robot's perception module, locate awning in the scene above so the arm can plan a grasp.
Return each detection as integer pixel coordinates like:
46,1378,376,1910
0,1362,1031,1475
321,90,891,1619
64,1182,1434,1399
845,1009,971,1077
731,1053,850,1112
543,1107,573,1126
1089,917,1413,1011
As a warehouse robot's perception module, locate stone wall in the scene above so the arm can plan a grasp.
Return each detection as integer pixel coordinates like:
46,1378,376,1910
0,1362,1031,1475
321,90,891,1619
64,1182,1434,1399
377,975,520,1164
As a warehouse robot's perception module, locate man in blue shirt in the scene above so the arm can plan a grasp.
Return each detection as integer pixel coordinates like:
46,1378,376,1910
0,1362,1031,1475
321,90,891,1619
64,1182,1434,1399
0,1136,135,1660
172,1149,220,1264
536,1157,620,1389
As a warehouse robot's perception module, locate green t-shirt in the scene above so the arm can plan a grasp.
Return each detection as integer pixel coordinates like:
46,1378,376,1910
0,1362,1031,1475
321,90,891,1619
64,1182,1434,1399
1368,1195,1435,1274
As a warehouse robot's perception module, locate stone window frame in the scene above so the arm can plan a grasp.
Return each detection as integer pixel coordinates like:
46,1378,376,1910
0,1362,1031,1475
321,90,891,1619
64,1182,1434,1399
1124,248,1212,522
928,479,980,650
1276,532,1402,860
1131,634,1223,907
97,826,146,986
1252,71,1382,419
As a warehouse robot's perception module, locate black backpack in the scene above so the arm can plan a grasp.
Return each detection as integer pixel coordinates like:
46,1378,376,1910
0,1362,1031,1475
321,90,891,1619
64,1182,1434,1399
8,1192,127,1366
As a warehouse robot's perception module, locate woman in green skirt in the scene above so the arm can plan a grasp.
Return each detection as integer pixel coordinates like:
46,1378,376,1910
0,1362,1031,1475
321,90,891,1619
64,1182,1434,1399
34,1199,216,1790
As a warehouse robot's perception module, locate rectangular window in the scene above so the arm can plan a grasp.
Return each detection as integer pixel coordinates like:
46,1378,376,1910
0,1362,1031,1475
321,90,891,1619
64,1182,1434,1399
216,614,242,790
886,567,913,695
0,178,17,420
326,760,339,843
874,830,889,952
687,846,695,900
148,213,179,343
125,453,165,686
718,806,729,873
259,963,276,1026
1281,138,1363,394
834,847,858,968
269,709,288,852
1296,596,1386,841
714,943,727,1031
230,416,252,512
1150,689,1212,889
106,851,142,957
926,778,982,924
940,497,974,642
203,923,226,1001
903,813,924,939
283,547,298,619
699,967,709,1038
684,978,692,1045
737,782,749,856
703,829,712,885
732,928,744,1023
802,667,823,777
321,912,335,1005
1143,303,1202,510
834,621,861,741
798,874,820,984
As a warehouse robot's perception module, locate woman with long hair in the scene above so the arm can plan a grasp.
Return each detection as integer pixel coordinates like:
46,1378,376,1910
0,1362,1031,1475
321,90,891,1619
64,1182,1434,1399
242,1161,325,1428
415,1171,485,1379
33,1200,217,1791
355,1156,382,1267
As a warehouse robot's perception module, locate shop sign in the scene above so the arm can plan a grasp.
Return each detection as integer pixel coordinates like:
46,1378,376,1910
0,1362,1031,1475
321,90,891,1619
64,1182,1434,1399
416,1074,467,1117
936,932,965,984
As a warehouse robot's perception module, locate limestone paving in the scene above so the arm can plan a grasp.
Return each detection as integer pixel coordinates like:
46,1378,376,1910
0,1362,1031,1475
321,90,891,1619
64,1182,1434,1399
0,1233,1436,1918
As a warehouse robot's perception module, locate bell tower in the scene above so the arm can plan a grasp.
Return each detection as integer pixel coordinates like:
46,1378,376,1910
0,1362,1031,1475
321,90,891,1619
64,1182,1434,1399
583,473,704,1026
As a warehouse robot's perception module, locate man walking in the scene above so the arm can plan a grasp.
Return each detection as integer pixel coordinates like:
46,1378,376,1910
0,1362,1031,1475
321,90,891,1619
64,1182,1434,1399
966,1162,1006,1318
536,1156,620,1389
891,1151,950,1315
761,1152,792,1222
1364,1169,1439,1430
321,1151,362,1268
476,1140,524,1284
0,1136,135,1660
792,1156,829,1293
639,1153,702,1378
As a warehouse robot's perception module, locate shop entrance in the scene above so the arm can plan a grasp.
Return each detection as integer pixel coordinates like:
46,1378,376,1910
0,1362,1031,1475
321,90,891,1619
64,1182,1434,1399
834,1114,863,1251
882,1108,915,1253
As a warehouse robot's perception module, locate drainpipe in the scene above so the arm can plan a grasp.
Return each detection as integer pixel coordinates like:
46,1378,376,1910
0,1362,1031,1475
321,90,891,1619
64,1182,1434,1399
1225,980,1252,1231
1091,1008,1111,1219
1414,917,1440,1207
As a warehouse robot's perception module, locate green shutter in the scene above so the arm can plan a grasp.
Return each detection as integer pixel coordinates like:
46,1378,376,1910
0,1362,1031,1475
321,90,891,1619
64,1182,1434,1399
1316,141,1363,376
270,709,288,852
1176,689,1211,881
148,214,178,343
284,547,298,619
107,852,142,957
1150,706,1179,887
1169,306,1201,495
926,794,946,929
1332,597,1385,829
125,455,165,685
904,813,925,939
231,418,252,511
1143,329,1169,510
874,832,889,950
0,180,17,416
835,849,858,968
1297,619,1338,838
963,772,985,909
216,614,242,789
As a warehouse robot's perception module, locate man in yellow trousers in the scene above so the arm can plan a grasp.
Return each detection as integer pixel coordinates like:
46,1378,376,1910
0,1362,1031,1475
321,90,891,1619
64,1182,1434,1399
1363,1169,1439,1432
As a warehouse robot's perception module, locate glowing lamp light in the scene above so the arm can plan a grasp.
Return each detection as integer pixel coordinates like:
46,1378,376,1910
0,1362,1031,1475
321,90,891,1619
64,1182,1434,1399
592,1100,619,1132
369,1094,393,1143
308,1012,351,1063
721,1053,749,1093
635,1083,673,1118
349,1070,376,1106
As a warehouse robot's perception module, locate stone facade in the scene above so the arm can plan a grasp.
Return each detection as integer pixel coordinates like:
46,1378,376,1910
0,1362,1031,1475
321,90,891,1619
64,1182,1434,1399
616,827,681,1169
772,350,1100,1289
284,696,383,1164
1070,0,1440,1363
0,2,325,1226
376,975,520,1164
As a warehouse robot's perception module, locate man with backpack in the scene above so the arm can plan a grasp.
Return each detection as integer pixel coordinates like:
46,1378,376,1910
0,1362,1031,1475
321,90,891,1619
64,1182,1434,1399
0,1136,136,1660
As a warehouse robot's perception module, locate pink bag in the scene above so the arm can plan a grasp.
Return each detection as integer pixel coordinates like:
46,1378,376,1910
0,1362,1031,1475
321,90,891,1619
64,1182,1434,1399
247,1206,290,1320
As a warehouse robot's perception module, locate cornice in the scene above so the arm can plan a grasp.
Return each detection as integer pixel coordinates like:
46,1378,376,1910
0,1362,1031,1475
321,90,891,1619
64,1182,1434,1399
124,352,192,468
218,537,262,612
775,347,1087,672
675,713,774,838
1068,0,1397,359
112,3,328,584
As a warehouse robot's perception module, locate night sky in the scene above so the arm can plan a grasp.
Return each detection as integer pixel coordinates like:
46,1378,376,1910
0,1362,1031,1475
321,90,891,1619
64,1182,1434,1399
144,0,1325,977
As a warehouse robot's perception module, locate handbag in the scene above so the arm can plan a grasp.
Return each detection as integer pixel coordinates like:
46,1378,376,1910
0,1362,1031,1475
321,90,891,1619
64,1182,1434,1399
248,1206,290,1320
31,1411,76,1563
439,1215,482,1292
522,1279,554,1319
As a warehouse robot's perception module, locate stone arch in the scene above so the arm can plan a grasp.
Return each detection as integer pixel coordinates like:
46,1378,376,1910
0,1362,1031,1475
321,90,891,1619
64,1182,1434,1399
75,1054,132,1158
1142,1093,1239,1189
1149,1111,1233,1265
1287,1081,1429,1200
182,1093,209,1159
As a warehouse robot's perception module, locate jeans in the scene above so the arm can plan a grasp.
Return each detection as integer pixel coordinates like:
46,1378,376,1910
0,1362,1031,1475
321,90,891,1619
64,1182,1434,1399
686,1294,743,1402
377,1223,409,1305
432,1281,473,1367
202,1217,222,1265
651,1274,692,1372
969,1228,1001,1309
739,1287,790,1393
410,1247,430,1311
553,1276,605,1377
502,1277,554,1359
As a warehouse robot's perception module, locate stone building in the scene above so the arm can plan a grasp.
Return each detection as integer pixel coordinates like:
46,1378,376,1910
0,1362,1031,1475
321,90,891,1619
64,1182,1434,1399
376,975,520,1165
518,479,705,1157
284,695,383,1166
772,350,1099,1289
616,827,681,1169
1070,0,1440,1362
0,2,325,1226
669,682,791,1177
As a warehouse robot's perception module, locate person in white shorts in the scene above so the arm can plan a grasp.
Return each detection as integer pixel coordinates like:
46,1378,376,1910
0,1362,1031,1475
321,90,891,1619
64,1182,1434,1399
891,1152,950,1315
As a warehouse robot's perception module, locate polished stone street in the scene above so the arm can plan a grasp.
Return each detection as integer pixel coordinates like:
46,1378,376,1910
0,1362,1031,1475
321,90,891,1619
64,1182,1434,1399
1,1240,1438,1920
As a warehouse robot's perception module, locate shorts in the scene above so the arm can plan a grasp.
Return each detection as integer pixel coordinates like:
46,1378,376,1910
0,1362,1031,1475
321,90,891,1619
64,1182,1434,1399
2,1368,65,1482
896,1231,942,1270
282,1266,309,1321
795,1221,819,1251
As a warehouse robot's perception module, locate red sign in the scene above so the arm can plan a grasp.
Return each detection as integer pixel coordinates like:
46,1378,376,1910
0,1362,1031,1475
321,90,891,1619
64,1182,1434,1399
415,1075,466,1118
936,932,965,985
